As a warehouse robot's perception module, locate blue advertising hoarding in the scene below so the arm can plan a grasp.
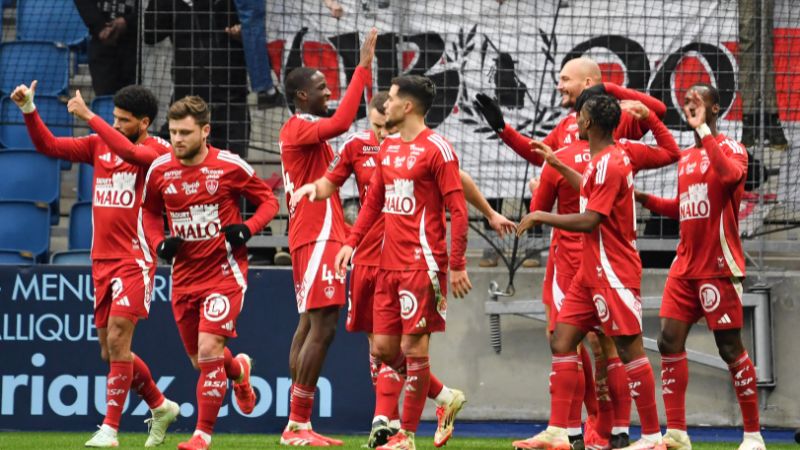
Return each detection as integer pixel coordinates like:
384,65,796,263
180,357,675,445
0,265,372,433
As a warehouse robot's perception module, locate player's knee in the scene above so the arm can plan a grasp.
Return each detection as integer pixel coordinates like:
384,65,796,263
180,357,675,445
716,340,744,364
586,332,602,355
657,330,683,355
549,333,572,355
371,341,397,363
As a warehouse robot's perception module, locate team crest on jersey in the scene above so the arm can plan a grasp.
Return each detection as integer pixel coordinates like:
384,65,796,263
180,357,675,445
206,179,219,195
699,284,721,312
324,286,335,299
203,293,230,322
399,290,418,320
593,294,610,322
406,155,417,169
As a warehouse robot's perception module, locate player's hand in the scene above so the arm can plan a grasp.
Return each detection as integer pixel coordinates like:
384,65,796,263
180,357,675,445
67,90,95,122
634,190,649,205
450,270,472,299
487,211,516,239
10,80,36,112
222,224,252,247
528,177,540,196
225,24,242,41
530,141,561,168
473,93,505,132
290,183,317,209
326,0,345,18
156,237,183,261
516,211,541,237
334,245,354,277
621,100,650,120
358,28,378,69
683,90,706,129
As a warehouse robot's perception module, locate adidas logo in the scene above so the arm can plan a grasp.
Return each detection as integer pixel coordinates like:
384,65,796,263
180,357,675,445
416,317,427,328
222,321,234,331
663,387,674,395
203,389,223,398
115,296,130,307
362,157,377,168
99,152,111,162
165,183,178,195
107,399,120,406
741,388,756,396
612,321,619,331
717,314,732,324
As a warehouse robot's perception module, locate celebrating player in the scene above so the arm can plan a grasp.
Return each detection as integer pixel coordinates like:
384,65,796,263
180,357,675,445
514,95,665,450
10,81,179,448
277,27,377,447
291,91,514,448
333,75,471,450
636,84,766,450
140,96,279,450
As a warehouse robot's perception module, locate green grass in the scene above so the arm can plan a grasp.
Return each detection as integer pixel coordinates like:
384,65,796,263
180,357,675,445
0,433,794,450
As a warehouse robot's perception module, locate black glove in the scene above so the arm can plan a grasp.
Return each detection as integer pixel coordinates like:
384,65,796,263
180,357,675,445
473,93,506,132
156,237,183,260
222,224,252,247
574,83,607,113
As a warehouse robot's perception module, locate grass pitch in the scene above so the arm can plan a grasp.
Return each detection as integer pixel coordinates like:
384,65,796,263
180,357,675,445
0,432,795,449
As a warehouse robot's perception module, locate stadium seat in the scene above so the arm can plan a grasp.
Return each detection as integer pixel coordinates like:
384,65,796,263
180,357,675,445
0,149,61,224
0,41,70,96
50,249,91,265
0,96,73,169
16,0,88,47
0,200,50,261
69,201,93,250
78,163,94,202
90,96,115,124
0,249,35,265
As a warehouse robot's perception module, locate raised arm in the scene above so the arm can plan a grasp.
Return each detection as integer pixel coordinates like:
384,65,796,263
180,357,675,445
531,141,582,191
620,101,680,170
473,93,545,166
636,190,680,220
459,170,516,237
604,82,666,118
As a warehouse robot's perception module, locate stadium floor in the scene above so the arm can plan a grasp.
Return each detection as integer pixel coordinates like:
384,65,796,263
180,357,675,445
2,423,796,449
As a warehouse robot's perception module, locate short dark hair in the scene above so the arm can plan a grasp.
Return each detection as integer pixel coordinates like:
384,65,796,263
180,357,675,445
390,75,436,115
168,96,210,127
689,82,720,105
285,67,319,103
582,94,621,135
369,91,390,114
113,85,159,123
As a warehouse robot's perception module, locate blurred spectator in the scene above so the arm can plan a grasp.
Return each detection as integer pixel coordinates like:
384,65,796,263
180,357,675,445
738,0,788,151
144,0,251,158
74,0,137,95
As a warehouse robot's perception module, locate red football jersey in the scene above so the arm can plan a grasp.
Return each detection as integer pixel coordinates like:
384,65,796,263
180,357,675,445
23,110,171,260
346,128,467,272
578,145,641,288
140,147,279,293
645,133,747,279
325,130,383,266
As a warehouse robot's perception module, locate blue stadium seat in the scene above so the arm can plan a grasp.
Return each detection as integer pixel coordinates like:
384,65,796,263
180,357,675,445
91,96,115,124
0,200,50,261
16,0,88,47
78,163,94,202
0,96,73,170
50,249,91,265
0,249,35,265
69,201,93,250
0,41,70,96
0,149,61,224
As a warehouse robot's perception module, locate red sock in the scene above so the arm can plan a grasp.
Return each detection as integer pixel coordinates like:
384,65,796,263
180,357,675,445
196,357,227,435
428,373,444,399
579,346,598,417
289,383,315,424
103,361,134,430
374,364,404,419
549,353,580,428
594,357,613,440
607,357,632,428
223,347,242,381
624,357,659,435
728,352,760,432
568,357,586,431
369,355,381,387
661,352,688,430
402,357,431,433
131,355,165,409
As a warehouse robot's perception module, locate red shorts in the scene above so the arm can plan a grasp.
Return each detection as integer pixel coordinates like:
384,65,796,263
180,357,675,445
93,259,154,328
172,283,245,356
347,264,379,333
557,283,643,336
291,241,346,313
546,272,574,333
373,269,447,335
660,276,744,330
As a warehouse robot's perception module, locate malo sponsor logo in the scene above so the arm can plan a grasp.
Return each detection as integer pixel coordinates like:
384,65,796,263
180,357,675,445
679,183,710,221
170,204,222,241
383,179,416,216
94,172,137,208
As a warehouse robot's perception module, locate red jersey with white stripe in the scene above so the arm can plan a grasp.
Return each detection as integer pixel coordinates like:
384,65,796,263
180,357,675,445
140,147,279,294
346,128,466,272
23,110,171,260
325,130,383,266
578,145,641,288
280,114,348,251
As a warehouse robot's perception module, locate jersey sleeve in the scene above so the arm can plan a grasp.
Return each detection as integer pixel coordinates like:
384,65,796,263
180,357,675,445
531,163,559,213
429,135,464,197
224,154,280,234
324,137,356,186
707,137,748,186
87,115,167,166
140,165,166,250
604,82,667,118
23,110,94,163
498,124,545,166
643,194,680,220
585,159,624,217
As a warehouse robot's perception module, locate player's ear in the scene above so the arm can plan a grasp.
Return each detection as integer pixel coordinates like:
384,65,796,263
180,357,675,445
202,123,211,139
711,103,720,116
140,116,151,132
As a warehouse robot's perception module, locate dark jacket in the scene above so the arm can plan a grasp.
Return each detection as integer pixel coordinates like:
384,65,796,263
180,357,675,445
74,0,137,38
